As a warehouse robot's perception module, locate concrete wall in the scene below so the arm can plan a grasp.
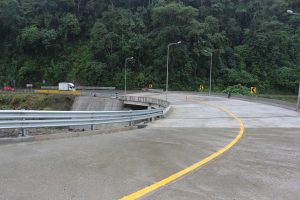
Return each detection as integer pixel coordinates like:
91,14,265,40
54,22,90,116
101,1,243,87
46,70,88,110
71,96,126,131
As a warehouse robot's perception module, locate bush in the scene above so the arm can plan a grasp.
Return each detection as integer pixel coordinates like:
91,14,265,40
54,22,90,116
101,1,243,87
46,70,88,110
223,84,253,96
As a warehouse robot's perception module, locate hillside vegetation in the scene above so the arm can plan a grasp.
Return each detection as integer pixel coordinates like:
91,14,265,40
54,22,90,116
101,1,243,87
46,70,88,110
0,93,74,110
0,0,299,93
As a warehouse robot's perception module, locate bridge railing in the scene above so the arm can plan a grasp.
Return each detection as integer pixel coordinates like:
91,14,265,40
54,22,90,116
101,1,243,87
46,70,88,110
0,109,163,129
119,96,169,108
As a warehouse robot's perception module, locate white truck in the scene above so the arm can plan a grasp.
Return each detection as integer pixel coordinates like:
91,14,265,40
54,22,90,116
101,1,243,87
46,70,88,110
58,82,76,91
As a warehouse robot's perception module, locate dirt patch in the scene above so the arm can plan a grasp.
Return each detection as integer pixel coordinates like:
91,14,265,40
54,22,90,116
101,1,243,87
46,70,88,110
0,129,20,138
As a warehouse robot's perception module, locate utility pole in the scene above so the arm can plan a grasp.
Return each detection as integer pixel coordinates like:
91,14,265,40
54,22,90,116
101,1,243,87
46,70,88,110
287,9,300,111
203,50,213,96
166,41,181,100
124,57,134,95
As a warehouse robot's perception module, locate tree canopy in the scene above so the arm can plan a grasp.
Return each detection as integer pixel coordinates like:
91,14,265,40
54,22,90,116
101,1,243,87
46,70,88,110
0,0,299,93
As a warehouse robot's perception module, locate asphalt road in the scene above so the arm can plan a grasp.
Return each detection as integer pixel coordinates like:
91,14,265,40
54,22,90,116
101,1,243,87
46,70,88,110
0,92,299,200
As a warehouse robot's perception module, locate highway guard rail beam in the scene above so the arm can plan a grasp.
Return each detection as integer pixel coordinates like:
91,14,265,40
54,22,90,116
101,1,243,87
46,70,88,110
0,109,163,129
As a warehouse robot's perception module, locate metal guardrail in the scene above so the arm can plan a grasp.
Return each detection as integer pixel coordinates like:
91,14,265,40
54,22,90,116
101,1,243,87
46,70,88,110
0,109,163,129
0,93,169,137
81,91,118,98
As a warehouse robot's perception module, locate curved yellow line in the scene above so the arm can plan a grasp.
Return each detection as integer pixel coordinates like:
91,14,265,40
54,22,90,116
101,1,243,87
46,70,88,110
120,101,245,200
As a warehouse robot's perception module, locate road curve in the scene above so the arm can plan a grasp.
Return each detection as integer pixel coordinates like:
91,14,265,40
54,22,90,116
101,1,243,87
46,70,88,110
0,92,299,200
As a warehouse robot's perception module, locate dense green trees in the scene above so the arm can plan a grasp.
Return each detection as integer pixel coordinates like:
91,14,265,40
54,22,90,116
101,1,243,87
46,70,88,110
0,0,299,93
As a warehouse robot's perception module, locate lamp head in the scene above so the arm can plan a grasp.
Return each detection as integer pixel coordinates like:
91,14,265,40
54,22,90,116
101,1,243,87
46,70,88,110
287,9,294,14
177,41,182,44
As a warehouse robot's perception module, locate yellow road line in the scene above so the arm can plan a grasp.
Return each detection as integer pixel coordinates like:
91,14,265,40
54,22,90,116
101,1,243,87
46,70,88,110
120,101,245,200
36,90,81,95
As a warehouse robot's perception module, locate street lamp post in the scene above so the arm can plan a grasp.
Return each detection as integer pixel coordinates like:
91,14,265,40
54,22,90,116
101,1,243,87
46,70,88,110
166,41,181,100
297,82,300,111
204,50,213,96
125,57,134,95
287,9,300,111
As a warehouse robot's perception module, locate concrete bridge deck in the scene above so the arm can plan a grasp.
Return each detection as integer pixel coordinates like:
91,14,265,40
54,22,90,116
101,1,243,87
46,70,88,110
0,92,299,200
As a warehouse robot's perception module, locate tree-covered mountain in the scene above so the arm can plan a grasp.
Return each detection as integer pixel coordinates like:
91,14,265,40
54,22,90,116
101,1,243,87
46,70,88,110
0,0,299,93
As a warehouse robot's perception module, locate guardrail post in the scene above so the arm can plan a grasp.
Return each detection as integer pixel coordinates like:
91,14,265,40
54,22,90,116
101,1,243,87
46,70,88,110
21,109,27,136
158,108,162,119
91,113,94,131
129,110,133,126
148,105,154,122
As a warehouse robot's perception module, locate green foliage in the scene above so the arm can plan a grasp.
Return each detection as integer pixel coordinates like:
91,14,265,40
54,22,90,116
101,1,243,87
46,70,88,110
223,84,253,96
80,62,108,86
273,66,300,92
49,61,70,83
17,25,41,51
17,60,42,86
60,13,80,41
0,0,299,94
90,21,108,59
40,29,58,50
222,68,259,87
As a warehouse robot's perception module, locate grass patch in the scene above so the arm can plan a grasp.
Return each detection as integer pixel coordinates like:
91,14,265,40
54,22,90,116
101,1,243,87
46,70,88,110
0,93,75,110
258,95,298,104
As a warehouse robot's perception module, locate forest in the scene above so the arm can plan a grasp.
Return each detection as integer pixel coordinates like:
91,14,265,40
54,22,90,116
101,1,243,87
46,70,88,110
0,0,299,93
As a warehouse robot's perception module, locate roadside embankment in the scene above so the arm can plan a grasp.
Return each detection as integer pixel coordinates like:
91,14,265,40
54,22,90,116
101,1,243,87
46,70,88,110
211,93,297,111
0,93,75,138
0,93,74,110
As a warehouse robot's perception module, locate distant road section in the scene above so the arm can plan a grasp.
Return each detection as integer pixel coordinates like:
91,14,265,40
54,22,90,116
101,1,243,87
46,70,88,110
41,86,116,90
0,92,299,200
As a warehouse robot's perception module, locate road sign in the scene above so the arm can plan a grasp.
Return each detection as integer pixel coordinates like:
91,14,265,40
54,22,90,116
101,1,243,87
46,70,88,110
199,84,205,92
250,87,256,94
149,84,153,89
